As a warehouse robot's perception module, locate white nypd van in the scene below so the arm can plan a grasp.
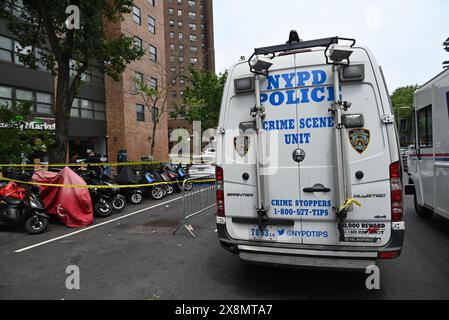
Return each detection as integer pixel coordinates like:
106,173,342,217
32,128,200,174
215,32,405,271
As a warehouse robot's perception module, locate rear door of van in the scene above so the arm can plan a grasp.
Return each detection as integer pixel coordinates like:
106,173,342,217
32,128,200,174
295,48,393,247
222,54,304,244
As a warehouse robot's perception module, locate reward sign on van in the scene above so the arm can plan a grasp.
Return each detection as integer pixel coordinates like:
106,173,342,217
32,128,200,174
261,69,336,145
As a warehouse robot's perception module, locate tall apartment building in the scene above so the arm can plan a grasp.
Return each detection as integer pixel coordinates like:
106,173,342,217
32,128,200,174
164,0,215,138
0,0,168,162
106,0,168,161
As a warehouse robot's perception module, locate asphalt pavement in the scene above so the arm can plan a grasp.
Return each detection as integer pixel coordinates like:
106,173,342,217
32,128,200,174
1,192,449,300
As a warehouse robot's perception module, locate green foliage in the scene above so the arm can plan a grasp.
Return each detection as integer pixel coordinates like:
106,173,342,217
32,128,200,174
178,69,228,130
0,102,55,164
391,85,419,117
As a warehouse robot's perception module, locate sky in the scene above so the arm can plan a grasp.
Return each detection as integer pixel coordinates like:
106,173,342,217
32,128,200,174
213,0,449,92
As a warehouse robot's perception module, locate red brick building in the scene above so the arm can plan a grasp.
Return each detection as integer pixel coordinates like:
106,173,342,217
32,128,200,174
106,0,168,162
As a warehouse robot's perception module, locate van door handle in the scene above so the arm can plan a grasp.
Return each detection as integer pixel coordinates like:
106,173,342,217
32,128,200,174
303,185,331,193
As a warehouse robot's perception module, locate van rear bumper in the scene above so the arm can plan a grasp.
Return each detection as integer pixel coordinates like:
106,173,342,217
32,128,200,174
217,223,404,271
239,252,375,272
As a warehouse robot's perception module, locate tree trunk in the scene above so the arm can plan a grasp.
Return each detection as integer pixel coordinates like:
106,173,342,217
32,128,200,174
150,121,158,159
49,62,72,164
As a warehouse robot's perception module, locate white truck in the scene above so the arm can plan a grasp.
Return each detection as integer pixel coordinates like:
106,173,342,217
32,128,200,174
406,68,449,220
215,32,405,271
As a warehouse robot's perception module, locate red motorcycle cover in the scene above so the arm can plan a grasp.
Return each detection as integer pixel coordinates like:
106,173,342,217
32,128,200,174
32,167,93,228
0,182,27,200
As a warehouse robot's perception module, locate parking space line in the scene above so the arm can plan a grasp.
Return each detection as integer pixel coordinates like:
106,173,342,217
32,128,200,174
14,196,183,254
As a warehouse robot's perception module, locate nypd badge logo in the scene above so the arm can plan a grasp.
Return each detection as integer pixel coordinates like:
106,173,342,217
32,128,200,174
234,135,249,157
349,129,370,154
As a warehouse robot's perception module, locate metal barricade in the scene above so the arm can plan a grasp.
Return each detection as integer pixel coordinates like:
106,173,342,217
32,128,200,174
172,175,216,237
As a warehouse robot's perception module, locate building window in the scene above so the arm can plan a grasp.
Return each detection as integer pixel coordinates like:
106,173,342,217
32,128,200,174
188,0,196,8
190,46,197,53
168,8,174,15
188,12,196,19
189,23,197,31
71,98,105,120
134,71,143,90
177,9,182,17
178,44,184,51
0,85,54,115
169,31,175,39
149,45,157,61
190,57,198,64
178,32,184,41
169,19,174,27
136,104,145,122
36,92,53,115
189,35,197,42
148,16,156,34
169,43,175,50
0,86,13,108
171,90,177,98
0,35,13,62
177,0,182,4
418,105,433,148
132,6,141,25
133,37,143,49
150,77,158,89
148,0,155,6
178,21,183,28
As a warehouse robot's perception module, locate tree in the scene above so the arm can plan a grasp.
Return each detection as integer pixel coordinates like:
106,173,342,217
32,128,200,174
132,61,182,158
178,69,228,130
0,102,55,165
444,37,449,68
0,0,145,163
391,85,419,146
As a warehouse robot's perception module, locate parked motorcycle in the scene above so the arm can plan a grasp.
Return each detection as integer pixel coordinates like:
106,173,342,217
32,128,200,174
163,164,183,194
78,170,115,217
137,168,166,200
0,185,49,235
175,163,193,191
115,166,144,205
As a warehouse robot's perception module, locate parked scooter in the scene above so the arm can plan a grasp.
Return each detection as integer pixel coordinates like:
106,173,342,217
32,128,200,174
89,172,128,212
78,170,114,217
163,164,183,194
157,167,174,195
175,163,193,191
0,185,49,235
113,166,144,205
137,168,166,200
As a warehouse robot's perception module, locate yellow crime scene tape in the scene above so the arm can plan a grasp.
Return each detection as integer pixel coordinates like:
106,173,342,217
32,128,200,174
0,176,216,189
339,198,362,212
0,161,164,168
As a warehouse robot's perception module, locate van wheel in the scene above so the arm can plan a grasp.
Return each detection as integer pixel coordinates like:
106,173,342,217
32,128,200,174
414,195,433,219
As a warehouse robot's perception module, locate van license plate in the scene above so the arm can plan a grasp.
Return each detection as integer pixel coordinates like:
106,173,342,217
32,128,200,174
249,225,278,241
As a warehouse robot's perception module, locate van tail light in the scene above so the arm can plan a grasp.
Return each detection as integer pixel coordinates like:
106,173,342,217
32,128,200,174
390,161,403,222
216,166,225,217
378,250,400,260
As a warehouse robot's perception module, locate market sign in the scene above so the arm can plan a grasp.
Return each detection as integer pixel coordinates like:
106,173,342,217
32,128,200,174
0,117,55,131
